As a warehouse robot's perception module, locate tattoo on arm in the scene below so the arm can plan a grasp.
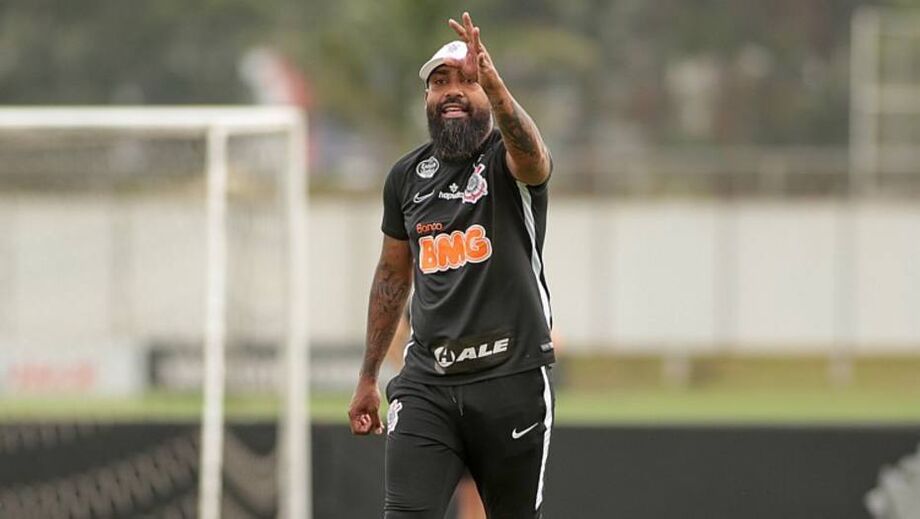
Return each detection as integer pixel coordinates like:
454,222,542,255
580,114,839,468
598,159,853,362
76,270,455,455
492,97,550,181
495,101,540,157
361,253,411,380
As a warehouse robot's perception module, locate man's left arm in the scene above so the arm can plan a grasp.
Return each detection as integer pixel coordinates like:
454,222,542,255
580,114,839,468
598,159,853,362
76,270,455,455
448,13,552,186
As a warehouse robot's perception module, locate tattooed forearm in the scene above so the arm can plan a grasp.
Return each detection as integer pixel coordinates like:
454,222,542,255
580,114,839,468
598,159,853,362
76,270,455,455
360,257,411,380
495,101,540,156
489,93,551,184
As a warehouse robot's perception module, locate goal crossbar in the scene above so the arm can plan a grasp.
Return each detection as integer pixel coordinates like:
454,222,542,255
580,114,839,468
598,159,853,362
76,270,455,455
0,106,301,132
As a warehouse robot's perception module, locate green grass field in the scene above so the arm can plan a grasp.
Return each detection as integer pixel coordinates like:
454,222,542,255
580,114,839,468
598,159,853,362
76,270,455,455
2,356,918,424
2,387,919,424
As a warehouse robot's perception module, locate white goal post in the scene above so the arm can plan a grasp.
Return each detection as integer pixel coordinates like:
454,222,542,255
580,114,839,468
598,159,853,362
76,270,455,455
0,106,311,519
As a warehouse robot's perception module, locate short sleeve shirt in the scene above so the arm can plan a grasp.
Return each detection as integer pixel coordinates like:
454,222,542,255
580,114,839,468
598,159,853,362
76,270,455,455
381,130,554,385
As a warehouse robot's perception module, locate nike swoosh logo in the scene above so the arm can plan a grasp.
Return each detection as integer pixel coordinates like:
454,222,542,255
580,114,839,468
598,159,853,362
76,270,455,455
511,422,540,440
413,191,434,203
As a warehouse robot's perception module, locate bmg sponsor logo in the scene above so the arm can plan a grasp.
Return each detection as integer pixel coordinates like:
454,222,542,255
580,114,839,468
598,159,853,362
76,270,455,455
418,224,492,274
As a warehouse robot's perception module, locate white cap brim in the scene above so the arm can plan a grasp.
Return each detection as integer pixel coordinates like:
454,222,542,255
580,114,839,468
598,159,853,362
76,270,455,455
419,40,468,82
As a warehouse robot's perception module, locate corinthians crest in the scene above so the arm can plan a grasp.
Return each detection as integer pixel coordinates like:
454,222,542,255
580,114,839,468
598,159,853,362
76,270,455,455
437,160,489,204
387,399,403,434
462,163,488,204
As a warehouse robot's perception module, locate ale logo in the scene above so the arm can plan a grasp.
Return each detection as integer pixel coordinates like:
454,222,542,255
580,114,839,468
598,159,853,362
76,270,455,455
418,224,492,274
434,347,456,368
432,337,512,374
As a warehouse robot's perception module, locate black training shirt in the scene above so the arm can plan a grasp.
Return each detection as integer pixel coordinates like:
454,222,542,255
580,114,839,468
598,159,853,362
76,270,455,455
381,129,555,385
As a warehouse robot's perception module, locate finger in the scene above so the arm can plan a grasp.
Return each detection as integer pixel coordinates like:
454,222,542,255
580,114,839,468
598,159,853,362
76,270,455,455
370,412,383,435
464,13,479,46
471,27,482,54
350,410,374,431
350,415,369,435
463,12,475,35
448,18,467,40
478,42,493,67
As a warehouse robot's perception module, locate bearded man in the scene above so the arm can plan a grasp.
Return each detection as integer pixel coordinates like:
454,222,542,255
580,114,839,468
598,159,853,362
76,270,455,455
348,12,556,519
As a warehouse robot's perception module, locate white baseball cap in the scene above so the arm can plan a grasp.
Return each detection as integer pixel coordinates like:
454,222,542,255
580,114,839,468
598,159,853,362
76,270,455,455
418,40,468,82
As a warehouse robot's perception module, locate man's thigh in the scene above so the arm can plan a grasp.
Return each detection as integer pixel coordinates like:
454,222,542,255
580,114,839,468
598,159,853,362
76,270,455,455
462,367,555,519
385,377,466,519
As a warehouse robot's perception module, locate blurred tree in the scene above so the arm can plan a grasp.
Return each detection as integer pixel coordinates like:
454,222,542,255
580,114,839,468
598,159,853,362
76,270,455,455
0,0,276,103
284,1,598,149
1,0,910,168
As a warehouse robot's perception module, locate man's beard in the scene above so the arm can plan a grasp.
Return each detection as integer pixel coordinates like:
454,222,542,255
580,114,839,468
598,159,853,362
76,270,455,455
427,98,491,162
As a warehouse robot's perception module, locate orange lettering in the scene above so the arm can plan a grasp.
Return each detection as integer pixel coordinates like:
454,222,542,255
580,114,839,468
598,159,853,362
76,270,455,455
419,237,438,273
465,225,492,263
417,225,493,274
436,232,467,269
416,222,444,234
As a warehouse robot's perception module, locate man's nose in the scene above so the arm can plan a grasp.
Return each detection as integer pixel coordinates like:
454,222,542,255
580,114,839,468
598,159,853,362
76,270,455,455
444,81,466,98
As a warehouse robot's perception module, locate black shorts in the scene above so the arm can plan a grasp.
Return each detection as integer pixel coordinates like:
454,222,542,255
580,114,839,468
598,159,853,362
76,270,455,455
383,366,555,519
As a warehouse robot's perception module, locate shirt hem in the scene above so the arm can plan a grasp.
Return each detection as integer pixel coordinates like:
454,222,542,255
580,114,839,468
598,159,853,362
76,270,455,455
397,354,555,386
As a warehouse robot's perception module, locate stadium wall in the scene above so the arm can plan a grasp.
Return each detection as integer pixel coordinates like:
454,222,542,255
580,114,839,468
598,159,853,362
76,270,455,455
0,196,918,360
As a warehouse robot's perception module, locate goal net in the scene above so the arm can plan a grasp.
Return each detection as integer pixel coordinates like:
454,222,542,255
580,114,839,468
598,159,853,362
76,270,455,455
0,107,309,519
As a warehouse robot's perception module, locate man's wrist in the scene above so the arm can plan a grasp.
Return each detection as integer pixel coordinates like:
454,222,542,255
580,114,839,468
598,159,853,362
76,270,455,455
481,74,508,101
